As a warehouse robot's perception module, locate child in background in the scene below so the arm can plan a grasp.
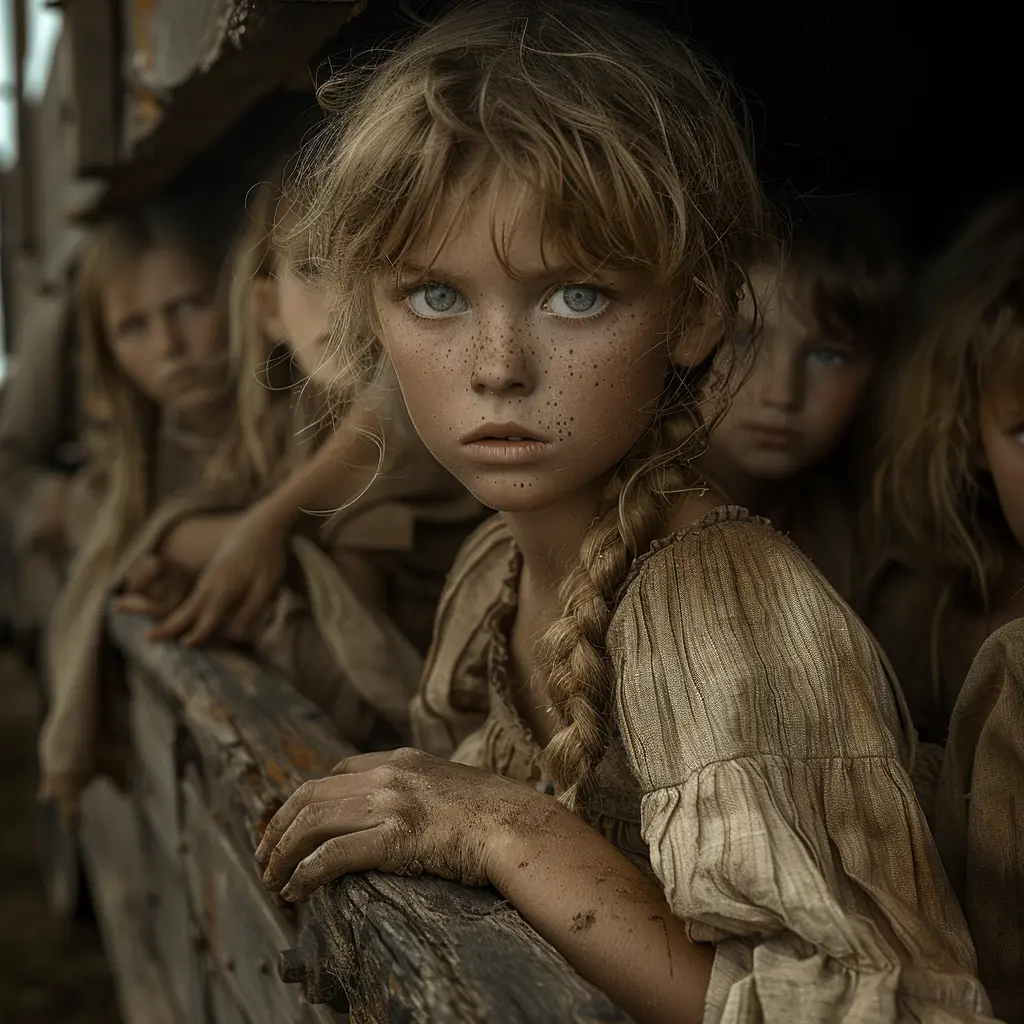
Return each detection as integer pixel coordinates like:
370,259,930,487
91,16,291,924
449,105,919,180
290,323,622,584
868,195,1024,1020
868,195,1024,741
117,166,482,746
254,5,992,1021
695,197,906,601
39,196,235,806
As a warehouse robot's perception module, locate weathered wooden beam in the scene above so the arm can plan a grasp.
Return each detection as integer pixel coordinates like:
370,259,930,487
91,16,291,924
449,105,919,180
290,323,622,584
92,1,365,215
309,874,634,1023
65,0,120,172
107,608,632,1023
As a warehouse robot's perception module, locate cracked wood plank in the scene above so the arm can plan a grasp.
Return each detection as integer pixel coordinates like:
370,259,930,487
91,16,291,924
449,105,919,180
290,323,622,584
108,608,631,1023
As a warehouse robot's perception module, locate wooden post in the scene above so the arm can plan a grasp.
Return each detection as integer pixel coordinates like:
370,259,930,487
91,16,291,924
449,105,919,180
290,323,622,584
88,609,634,1024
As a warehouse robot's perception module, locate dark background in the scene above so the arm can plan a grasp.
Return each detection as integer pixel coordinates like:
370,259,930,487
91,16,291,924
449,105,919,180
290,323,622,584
294,3,1023,259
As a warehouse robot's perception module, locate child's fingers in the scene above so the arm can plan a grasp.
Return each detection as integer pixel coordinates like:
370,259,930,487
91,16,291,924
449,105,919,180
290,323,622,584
149,590,204,640
256,777,340,864
180,596,234,646
260,793,375,892
226,581,273,640
330,750,402,775
113,593,159,616
121,553,163,594
279,828,391,902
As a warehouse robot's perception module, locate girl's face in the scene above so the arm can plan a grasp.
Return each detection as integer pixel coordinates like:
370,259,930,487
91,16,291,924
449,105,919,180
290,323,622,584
267,263,334,386
980,376,1024,550
708,264,874,481
371,186,677,514
103,246,223,410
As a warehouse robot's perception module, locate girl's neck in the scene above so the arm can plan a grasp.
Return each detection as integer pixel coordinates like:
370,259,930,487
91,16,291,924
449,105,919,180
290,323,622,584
501,480,608,597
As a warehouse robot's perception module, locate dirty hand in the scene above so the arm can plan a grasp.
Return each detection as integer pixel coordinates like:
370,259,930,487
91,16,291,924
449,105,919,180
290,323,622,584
255,748,551,902
114,553,196,626
147,504,290,646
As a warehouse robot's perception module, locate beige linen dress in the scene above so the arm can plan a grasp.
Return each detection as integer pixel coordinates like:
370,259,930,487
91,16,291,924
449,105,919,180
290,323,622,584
413,506,995,1022
934,617,1024,1024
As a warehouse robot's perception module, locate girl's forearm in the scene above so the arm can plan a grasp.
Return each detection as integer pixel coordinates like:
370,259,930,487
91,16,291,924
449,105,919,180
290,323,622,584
161,513,242,574
489,807,712,1024
262,403,385,528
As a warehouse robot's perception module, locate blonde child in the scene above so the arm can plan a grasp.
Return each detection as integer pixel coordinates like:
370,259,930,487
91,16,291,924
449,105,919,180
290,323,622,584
117,166,482,746
868,195,1024,741
254,5,993,1022
39,196,235,804
868,195,1024,1019
696,197,906,601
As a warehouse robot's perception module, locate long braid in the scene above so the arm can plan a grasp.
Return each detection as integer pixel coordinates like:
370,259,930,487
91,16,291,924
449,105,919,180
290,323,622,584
541,393,704,813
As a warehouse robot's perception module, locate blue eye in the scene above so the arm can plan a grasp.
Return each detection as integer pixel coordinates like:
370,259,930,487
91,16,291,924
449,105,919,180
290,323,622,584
408,283,467,318
810,348,849,367
545,284,609,318
731,329,752,349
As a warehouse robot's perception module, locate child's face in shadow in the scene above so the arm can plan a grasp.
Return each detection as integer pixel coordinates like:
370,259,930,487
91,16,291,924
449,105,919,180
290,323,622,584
266,264,334,387
371,185,680,514
980,376,1024,550
103,246,224,410
708,264,874,481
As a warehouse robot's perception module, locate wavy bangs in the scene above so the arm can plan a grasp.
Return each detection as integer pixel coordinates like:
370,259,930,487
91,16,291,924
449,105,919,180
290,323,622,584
285,0,765,405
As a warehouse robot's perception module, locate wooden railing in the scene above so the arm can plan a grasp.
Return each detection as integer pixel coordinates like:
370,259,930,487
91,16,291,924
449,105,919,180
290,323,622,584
79,608,631,1024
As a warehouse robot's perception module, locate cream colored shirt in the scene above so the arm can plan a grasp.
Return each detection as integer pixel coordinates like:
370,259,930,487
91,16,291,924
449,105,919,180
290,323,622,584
413,507,994,1022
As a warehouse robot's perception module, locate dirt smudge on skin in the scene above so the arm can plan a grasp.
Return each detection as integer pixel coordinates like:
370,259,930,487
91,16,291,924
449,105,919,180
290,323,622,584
570,909,596,933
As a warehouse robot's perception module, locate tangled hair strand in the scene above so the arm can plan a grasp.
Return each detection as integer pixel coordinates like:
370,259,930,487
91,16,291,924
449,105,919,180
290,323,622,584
872,193,1024,604
288,0,767,811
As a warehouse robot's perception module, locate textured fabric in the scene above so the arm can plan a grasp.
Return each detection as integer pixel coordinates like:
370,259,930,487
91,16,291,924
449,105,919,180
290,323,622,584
39,425,228,804
412,507,994,1021
40,375,482,801
934,618,1024,1024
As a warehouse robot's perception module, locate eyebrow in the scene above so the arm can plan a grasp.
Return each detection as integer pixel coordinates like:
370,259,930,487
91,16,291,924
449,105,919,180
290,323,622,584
395,261,623,284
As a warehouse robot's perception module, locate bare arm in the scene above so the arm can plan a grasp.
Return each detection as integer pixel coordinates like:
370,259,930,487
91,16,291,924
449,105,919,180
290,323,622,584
256,750,712,1024
252,399,385,534
158,513,244,575
145,398,387,644
487,797,713,1024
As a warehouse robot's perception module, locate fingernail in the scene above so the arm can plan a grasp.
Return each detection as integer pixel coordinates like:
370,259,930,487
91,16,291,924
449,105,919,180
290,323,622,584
280,885,296,902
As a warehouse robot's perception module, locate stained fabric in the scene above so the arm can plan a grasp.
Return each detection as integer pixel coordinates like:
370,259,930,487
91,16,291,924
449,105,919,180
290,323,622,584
413,507,995,1022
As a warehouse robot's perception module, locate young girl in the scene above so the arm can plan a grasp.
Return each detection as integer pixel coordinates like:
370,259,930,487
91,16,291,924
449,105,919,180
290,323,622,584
39,196,235,806
117,167,482,745
867,195,1024,742
695,198,906,602
867,195,1024,1019
255,4,992,1021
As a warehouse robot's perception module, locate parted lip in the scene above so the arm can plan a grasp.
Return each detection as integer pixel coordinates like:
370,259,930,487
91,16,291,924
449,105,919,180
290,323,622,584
460,422,550,444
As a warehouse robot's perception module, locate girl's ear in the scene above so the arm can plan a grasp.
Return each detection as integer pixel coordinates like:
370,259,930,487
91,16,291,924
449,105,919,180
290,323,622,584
252,274,286,343
671,314,725,367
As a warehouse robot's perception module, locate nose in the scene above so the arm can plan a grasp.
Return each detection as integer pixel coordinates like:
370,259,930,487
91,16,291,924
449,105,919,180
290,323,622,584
757,349,803,412
152,312,185,360
469,317,535,396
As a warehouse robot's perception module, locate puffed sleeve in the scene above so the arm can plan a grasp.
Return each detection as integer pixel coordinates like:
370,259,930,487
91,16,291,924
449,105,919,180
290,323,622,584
608,514,994,1023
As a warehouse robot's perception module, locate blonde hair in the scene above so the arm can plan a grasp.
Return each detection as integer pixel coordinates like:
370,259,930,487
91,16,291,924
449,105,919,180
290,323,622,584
290,0,766,810
204,163,326,495
873,193,1024,603
74,200,231,554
